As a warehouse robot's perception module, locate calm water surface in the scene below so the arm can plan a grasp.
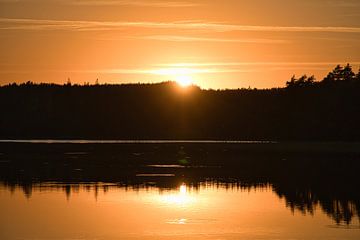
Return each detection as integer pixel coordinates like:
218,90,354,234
0,142,359,239
1,183,359,240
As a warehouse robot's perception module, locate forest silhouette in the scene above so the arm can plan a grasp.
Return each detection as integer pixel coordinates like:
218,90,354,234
1,64,360,141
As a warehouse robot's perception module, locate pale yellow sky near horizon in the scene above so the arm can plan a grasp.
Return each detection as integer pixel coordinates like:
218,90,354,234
0,0,360,89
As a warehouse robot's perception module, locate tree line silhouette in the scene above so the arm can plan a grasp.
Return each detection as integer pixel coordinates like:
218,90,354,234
1,64,360,140
286,64,360,88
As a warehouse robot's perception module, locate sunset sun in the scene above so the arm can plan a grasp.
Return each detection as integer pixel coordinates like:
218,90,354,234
152,67,194,87
176,75,193,87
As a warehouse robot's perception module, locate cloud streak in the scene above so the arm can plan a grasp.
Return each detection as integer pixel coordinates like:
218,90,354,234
136,35,288,43
2,62,360,76
0,0,200,7
70,0,200,7
67,62,360,75
87,68,256,75
327,0,360,7
1,18,360,33
156,62,360,67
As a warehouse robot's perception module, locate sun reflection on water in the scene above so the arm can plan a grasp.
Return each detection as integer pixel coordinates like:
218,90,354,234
179,184,187,194
1,182,359,239
156,183,195,207
166,218,187,225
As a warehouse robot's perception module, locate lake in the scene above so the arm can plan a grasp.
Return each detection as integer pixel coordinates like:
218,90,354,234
0,141,359,239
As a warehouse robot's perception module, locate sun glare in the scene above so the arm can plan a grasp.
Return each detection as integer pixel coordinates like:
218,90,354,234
176,75,193,87
156,183,194,206
151,67,194,87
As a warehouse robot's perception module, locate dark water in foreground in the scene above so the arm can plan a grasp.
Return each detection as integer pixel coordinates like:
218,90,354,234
0,142,360,239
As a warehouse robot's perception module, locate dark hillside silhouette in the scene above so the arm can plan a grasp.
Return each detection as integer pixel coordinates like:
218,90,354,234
1,64,360,140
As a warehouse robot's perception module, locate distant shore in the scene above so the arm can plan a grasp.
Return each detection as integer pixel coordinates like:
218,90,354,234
2,70,360,141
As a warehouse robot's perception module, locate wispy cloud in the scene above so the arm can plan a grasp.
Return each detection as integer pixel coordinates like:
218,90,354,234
0,67,254,75
1,18,360,33
0,0,21,2
0,0,200,7
70,0,200,7
156,62,360,67
327,0,360,7
136,35,288,44
81,67,253,75
73,62,360,75
2,62,360,76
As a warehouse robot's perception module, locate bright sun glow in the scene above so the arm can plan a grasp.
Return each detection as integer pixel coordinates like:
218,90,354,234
151,67,194,87
176,75,193,87
157,183,194,206
179,184,187,194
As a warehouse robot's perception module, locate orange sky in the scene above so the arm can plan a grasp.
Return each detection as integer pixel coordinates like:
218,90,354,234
0,0,360,89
